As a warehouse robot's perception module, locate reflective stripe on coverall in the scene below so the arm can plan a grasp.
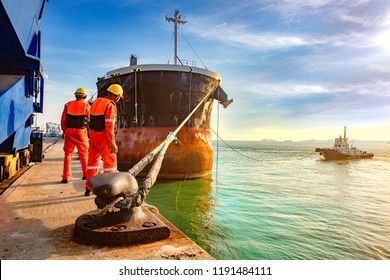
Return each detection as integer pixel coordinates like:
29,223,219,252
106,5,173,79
61,99,90,180
85,97,117,191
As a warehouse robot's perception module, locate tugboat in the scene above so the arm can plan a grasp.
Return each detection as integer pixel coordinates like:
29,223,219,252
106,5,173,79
315,126,374,160
95,10,233,179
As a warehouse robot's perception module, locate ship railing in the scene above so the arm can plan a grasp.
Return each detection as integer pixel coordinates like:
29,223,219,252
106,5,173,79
178,59,196,67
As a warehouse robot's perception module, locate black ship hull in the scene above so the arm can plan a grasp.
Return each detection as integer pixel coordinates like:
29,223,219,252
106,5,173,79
97,64,232,179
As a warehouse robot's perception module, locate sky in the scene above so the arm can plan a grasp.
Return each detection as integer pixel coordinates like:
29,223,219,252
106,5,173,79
38,0,390,141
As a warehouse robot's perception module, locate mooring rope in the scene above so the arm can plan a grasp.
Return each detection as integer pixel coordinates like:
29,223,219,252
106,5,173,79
173,100,236,260
200,90,238,260
101,196,124,214
116,76,236,258
178,26,208,69
128,80,219,177
88,71,136,104
174,71,192,220
87,76,113,103
205,89,220,229
209,127,317,162
172,27,236,258
127,79,221,207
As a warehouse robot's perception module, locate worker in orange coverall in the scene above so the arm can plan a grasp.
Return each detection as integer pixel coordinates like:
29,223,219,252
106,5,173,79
61,88,91,183
84,84,123,196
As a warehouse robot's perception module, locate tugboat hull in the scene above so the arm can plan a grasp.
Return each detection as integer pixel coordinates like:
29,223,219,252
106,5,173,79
315,148,374,161
315,126,374,161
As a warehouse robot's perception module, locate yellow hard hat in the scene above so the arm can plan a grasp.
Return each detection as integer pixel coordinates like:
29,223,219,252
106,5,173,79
75,87,87,97
107,84,123,98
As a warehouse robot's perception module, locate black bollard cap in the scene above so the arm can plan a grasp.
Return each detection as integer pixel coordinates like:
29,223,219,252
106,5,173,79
88,172,138,198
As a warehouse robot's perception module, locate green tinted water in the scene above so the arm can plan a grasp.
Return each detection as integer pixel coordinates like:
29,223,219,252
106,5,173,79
146,141,390,260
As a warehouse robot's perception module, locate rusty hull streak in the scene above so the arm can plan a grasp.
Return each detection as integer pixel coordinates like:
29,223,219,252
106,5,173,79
97,66,232,179
116,127,213,179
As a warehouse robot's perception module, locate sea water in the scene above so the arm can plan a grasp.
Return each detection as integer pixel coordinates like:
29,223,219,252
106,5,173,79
145,140,390,260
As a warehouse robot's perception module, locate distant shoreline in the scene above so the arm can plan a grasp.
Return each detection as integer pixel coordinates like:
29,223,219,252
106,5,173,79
212,139,388,143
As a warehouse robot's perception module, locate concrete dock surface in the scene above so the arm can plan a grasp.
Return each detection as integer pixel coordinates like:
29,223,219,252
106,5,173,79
0,138,213,260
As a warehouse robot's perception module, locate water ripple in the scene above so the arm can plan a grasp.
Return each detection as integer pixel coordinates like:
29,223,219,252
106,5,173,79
147,141,390,260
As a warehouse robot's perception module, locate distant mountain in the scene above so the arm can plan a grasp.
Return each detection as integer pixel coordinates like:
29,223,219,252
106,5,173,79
258,139,279,142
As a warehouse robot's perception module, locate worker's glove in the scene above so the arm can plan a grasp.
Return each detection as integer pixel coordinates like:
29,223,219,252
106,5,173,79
110,143,118,153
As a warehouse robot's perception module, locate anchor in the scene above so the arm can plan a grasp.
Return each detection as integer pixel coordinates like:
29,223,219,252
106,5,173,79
73,81,220,246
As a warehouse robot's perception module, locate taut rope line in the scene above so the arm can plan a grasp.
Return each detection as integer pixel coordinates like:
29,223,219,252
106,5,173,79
123,79,221,208
175,70,192,220
209,127,317,162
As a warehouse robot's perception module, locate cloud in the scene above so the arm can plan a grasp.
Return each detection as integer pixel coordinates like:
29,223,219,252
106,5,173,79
187,21,321,50
187,0,390,49
39,1,390,140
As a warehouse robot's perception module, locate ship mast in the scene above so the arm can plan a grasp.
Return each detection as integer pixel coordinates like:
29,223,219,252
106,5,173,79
344,125,347,141
165,9,187,65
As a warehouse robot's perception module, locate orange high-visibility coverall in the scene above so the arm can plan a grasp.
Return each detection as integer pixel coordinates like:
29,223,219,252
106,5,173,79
85,97,118,191
61,98,91,180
